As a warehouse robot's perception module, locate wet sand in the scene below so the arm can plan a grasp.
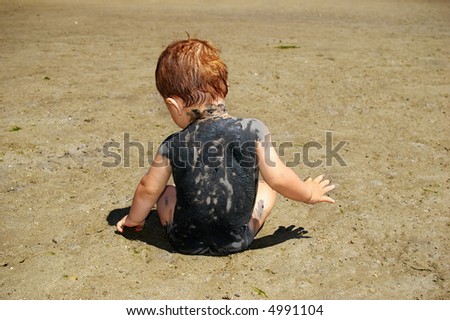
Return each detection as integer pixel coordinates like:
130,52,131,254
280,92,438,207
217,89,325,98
1,0,449,299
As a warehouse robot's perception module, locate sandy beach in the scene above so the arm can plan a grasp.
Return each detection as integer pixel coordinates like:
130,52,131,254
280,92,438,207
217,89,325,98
1,0,449,299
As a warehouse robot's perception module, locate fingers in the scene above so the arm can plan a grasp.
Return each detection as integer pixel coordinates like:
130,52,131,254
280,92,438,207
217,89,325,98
321,195,335,204
306,175,336,204
313,175,335,189
310,175,335,189
320,180,331,190
312,175,332,185
313,175,333,185
320,178,335,202
116,220,124,233
116,216,129,233
323,184,335,193
319,176,336,203
116,215,145,233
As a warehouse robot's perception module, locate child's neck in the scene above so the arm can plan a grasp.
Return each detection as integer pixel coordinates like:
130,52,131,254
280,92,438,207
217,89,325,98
188,101,228,122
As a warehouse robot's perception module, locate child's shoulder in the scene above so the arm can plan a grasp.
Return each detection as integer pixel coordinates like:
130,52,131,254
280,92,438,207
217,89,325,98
236,117,268,127
157,132,178,157
232,117,270,139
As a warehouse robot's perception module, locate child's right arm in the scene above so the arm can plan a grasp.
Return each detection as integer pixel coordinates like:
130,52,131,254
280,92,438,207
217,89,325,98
256,127,335,204
116,153,172,233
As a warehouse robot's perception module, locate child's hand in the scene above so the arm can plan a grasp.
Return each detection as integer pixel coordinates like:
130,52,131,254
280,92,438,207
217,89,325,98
116,214,145,233
304,175,335,204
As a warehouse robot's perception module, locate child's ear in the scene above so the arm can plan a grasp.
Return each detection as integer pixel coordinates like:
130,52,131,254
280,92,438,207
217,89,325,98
165,97,184,116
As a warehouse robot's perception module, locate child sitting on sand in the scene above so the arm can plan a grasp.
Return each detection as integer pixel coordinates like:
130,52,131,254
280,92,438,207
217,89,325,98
116,38,335,255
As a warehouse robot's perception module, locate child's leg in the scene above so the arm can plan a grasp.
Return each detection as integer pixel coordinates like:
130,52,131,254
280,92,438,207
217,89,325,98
156,185,176,226
248,181,277,236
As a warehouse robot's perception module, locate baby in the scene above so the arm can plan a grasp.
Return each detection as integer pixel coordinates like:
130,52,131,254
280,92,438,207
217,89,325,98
116,39,335,255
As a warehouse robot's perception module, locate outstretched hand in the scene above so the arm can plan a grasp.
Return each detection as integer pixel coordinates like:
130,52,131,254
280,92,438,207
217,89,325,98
304,175,335,204
116,214,145,233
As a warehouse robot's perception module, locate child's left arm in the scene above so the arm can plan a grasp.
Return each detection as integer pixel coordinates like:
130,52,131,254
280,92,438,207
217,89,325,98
116,154,172,233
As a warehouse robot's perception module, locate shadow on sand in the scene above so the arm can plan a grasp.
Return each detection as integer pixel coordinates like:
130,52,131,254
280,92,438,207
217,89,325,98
106,207,310,254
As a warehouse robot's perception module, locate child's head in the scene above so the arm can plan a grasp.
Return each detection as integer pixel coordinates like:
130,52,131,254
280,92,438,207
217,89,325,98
155,39,228,108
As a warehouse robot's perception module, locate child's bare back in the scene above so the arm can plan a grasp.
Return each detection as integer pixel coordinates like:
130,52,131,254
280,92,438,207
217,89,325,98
159,111,270,254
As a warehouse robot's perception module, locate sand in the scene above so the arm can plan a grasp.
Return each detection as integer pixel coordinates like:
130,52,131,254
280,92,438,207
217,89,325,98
1,0,449,299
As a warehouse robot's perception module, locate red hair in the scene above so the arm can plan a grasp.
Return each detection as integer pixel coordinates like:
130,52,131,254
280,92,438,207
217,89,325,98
155,39,228,108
